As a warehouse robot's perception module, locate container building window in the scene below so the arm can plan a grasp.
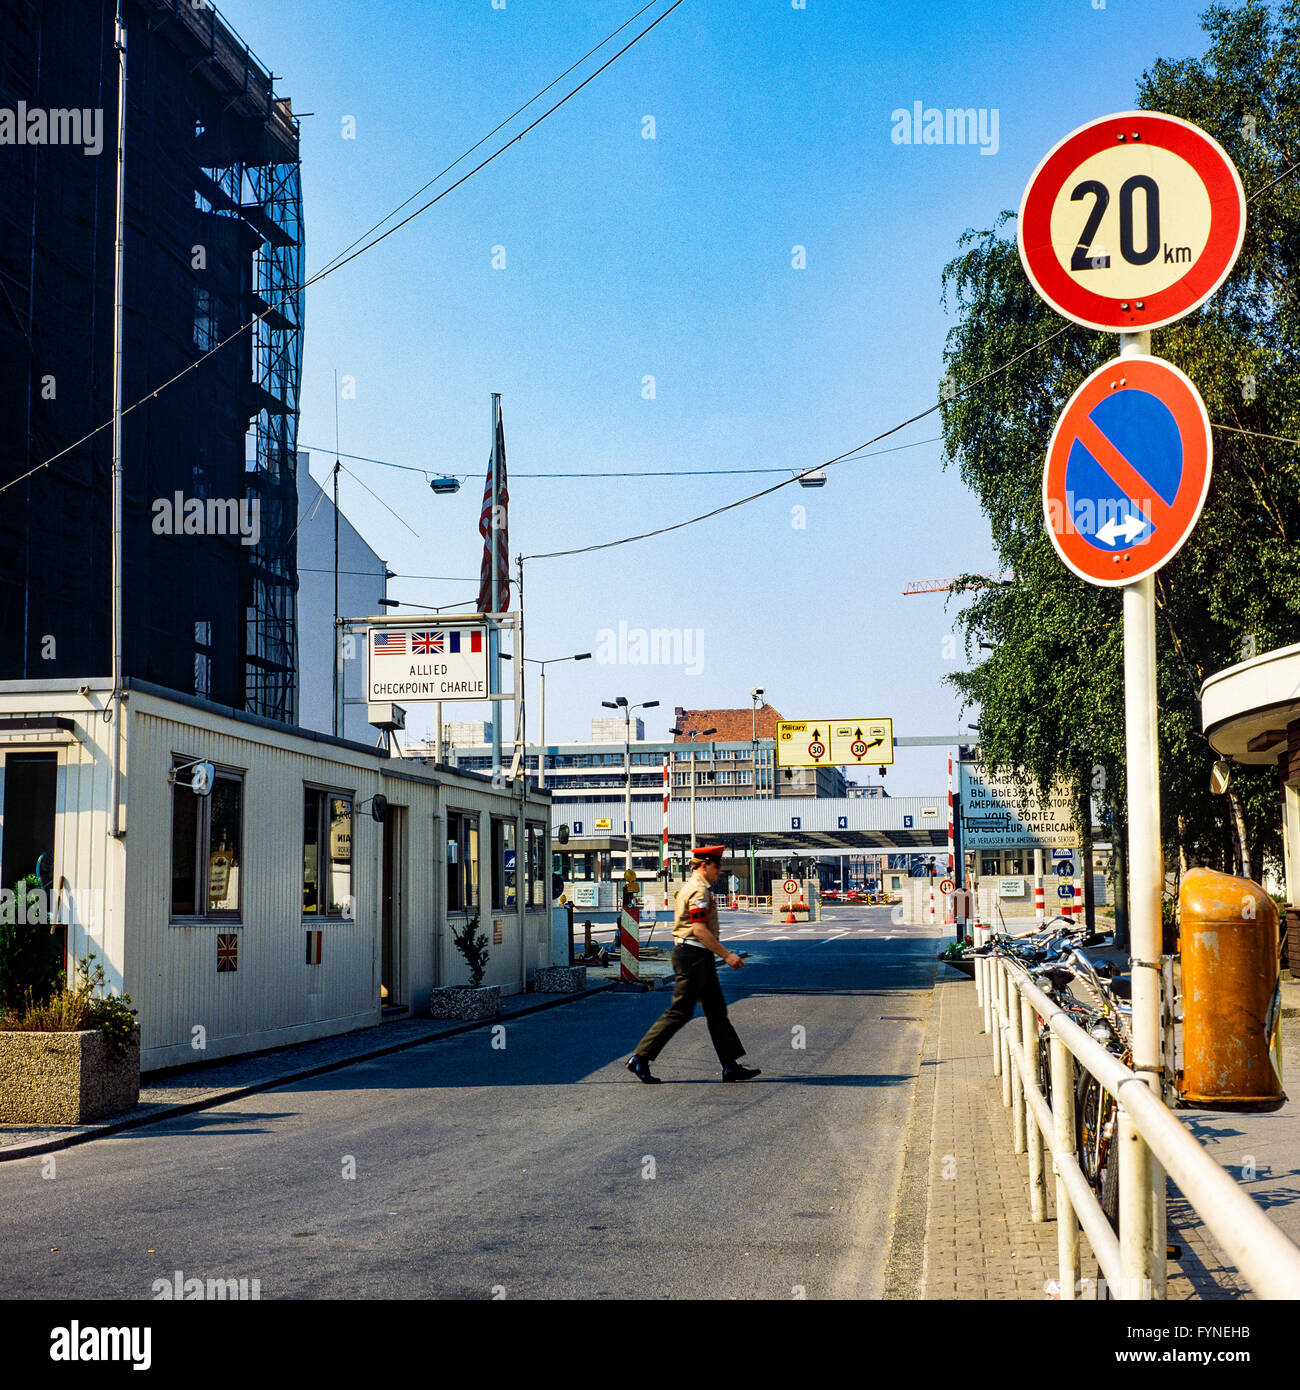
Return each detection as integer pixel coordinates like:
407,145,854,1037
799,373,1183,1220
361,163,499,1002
170,759,243,920
303,788,353,918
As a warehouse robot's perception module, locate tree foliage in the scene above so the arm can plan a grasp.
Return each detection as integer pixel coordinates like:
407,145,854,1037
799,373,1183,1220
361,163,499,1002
940,1,1300,881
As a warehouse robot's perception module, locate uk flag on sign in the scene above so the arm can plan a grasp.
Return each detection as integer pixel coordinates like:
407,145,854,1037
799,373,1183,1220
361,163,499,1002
411,632,444,654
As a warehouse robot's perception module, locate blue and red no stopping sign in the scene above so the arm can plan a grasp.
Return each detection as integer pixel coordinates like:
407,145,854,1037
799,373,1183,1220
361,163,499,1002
1042,355,1212,587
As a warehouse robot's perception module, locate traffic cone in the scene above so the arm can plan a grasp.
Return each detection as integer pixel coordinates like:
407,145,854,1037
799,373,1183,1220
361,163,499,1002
784,899,797,924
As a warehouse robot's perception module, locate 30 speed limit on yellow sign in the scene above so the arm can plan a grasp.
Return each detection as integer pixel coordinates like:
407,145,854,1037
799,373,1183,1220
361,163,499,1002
1017,111,1245,333
776,719,893,768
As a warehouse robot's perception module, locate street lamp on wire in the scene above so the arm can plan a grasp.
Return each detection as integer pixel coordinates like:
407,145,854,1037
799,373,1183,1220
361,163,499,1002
525,652,591,789
602,697,660,884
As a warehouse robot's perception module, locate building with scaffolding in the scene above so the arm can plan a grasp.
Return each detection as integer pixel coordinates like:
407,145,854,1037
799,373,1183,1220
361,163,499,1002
0,0,302,721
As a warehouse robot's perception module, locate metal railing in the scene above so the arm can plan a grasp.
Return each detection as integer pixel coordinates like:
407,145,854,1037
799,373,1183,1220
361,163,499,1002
973,924,1300,1300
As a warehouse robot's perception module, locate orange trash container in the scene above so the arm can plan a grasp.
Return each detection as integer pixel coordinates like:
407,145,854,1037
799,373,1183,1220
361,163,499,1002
1178,867,1285,1111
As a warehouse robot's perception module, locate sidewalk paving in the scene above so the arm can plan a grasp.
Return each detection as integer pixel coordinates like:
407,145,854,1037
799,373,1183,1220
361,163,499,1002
0,982,612,1163
887,967,1260,1300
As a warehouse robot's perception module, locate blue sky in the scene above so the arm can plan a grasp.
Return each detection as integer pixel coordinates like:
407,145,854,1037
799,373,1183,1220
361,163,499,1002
219,0,1215,793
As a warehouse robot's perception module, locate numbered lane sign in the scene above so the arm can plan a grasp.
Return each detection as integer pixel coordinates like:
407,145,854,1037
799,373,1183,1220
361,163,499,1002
1018,111,1245,332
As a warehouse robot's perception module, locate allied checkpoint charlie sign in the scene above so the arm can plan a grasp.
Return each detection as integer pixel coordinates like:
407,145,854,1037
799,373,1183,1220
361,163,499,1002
367,623,489,702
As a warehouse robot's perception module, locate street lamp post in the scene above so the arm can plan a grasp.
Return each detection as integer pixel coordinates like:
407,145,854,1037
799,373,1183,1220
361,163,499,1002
603,697,659,885
525,652,591,789
668,723,717,849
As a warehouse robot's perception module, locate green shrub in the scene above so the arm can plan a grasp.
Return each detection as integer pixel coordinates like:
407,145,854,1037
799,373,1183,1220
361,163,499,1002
0,874,61,1011
451,912,490,989
0,953,137,1058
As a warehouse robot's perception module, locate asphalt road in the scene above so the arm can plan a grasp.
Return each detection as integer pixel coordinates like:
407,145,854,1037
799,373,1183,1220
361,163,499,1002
0,906,941,1300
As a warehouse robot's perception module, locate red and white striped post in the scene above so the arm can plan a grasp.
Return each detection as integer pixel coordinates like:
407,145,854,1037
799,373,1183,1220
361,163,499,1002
946,754,955,879
929,881,936,926
1034,880,1045,924
619,884,641,983
945,753,959,934
1073,879,1083,925
660,755,670,905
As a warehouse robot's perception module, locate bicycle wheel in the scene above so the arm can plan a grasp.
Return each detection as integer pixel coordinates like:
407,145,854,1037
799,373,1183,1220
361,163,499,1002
1075,1072,1106,1186
1076,1072,1120,1232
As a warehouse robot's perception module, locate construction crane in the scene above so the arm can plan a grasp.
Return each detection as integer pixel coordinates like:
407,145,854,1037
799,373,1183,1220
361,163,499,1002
902,574,1013,595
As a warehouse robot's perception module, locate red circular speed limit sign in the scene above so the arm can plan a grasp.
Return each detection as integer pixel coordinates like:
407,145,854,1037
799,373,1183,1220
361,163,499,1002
1018,111,1245,332
850,739,868,759
807,740,826,760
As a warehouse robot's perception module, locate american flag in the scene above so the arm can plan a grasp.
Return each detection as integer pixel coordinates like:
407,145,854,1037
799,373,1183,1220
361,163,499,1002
373,631,407,655
216,933,238,972
478,407,510,614
411,631,445,654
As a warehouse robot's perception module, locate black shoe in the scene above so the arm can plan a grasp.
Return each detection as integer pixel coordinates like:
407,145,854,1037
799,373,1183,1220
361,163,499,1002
721,1064,761,1082
627,1055,661,1084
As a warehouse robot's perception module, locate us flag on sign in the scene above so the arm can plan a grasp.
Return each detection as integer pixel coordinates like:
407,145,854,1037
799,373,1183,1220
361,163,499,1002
478,407,510,614
373,631,407,655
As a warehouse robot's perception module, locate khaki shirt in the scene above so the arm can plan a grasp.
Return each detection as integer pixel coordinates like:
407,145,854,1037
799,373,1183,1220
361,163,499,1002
672,870,718,949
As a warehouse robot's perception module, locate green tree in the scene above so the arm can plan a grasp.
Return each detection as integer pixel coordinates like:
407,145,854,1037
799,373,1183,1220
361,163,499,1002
940,1,1300,887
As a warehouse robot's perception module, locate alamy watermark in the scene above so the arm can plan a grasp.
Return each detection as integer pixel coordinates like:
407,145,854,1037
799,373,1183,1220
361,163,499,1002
151,493,261,547
1,103,103,156
595,621,704,675
152,1269,260,1300
891,102,999,156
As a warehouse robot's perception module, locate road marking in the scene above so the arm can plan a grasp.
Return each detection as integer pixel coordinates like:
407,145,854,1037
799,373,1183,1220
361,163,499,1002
819,931,850,944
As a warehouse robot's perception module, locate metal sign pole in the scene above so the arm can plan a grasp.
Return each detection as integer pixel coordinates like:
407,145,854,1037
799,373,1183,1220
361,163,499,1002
1119,328,1163,1299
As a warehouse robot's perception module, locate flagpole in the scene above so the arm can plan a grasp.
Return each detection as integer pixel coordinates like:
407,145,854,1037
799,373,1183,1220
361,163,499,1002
490,393,502,775
109,2,127,838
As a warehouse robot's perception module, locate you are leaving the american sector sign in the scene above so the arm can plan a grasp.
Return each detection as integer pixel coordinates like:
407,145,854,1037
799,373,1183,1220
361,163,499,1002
367,624,489,703
958,762,1079,850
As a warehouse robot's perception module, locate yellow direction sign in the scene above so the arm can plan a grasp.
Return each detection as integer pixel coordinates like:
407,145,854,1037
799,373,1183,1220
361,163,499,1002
830,719,893,766
776,719,893,768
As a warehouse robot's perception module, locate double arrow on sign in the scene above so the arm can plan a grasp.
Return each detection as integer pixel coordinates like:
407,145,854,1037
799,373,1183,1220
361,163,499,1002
1095,515,1146,546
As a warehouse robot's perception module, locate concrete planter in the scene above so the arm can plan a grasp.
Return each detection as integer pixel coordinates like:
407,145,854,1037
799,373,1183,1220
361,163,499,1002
0,1028,140,1125
533,965,587,993
428,985,500,1021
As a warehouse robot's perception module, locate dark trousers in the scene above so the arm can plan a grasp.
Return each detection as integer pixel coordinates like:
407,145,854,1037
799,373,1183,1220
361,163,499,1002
634,945,746,1067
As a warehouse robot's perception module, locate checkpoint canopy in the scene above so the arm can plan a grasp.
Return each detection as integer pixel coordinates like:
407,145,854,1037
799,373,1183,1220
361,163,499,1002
1042,355,1212,588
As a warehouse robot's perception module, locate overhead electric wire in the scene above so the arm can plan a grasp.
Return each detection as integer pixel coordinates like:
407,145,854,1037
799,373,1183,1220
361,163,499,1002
309,0,671,283
0,0,685,501
522,325,1073,561
1211,421,1300,446
297,434,944,480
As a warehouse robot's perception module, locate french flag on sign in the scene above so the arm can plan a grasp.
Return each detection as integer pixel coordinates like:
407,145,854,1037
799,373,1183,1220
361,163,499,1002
447,631,483,654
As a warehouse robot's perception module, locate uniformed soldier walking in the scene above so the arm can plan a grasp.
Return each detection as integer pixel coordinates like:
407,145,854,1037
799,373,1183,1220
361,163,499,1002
627,845,760,1083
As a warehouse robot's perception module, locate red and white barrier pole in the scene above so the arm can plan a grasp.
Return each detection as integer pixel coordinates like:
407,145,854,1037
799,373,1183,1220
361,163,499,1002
619,886,641,982
660,755,670,904
1035,879,1045,925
